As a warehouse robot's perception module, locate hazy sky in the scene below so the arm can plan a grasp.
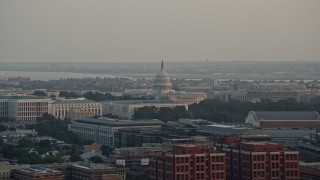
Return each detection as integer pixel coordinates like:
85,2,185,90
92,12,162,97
1,0,319,62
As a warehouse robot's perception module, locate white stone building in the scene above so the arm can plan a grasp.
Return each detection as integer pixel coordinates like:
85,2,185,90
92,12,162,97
153,61,174,94
50,99,102,119
0,96,51,122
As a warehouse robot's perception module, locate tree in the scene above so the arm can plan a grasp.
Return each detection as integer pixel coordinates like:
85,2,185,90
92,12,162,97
133,106,158,119
101,145,112,156
103,113,119,119
1,144,16,159
83,140,95,145
0,124,6,132
37,113,56,121
59,91,80,99
32,90,47,96
49,94,57,99
70,154,82,162
89,156,103,163
27,114,80,144
17,137,33,148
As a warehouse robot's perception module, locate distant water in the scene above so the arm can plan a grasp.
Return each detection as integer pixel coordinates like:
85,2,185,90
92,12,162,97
0,71,128,81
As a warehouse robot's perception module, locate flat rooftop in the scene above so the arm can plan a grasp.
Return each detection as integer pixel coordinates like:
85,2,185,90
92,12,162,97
251,111,320,121
54,99,100,104
103,100,183,105
19,167,61,174
207,124,251,130
75,117,163,127
72,163,114,170
0,95,49,100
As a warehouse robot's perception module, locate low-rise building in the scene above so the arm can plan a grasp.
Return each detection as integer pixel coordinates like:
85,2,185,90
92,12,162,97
111,146,164,168
200,123,316,146
245,111,320,129
14,167,64,180
0,95,51,122
114,129,164,148
300,162,320,180
51,99,102,120
67,108,94,121
47,162,125,180
68,117,162,147
0,163,31,180
0,129,37,138
71,163,118,180
167,92,207,105
84,143,101,153
0,162,10,180
0,129,38,143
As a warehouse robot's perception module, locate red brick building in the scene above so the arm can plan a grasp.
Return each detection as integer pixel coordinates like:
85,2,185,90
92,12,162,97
14,167,64,180
245,111,320,129
222,142,300,180
300,163,320,180
149,145,226,180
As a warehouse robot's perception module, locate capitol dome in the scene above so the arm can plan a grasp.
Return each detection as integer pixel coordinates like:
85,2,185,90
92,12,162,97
153,61,173,93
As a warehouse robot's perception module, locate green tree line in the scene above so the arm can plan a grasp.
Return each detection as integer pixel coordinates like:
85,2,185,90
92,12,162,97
134,97,320,123
26,113,80,144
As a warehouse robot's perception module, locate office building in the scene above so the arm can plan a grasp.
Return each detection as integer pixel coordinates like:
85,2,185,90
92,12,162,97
14,167,64,180
68,117,162,147
51,99,102,119
71,163,119,180
114,129,164,148
221,141,300,180
300,162,320,180
67,108,94,121
167,92,207,105
149,144,226,180
111,146,164,167
245,111,320,129
0,95,51,121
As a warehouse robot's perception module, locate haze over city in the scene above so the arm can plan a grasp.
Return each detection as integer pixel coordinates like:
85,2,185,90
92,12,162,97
1,0,320,62
2,1,320,180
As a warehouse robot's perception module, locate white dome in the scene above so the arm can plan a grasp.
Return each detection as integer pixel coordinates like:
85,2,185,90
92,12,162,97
154,70,171,84
153,61,172,93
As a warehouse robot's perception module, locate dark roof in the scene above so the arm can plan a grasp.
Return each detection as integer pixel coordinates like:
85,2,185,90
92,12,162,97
251,111,320,121
75,117,163,127
0,96,49,100
54,99,99,104
128,165,148,176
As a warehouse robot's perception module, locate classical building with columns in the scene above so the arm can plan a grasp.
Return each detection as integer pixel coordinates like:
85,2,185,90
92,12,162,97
50,99,102,120
0,95,51,122
153,61,175,94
